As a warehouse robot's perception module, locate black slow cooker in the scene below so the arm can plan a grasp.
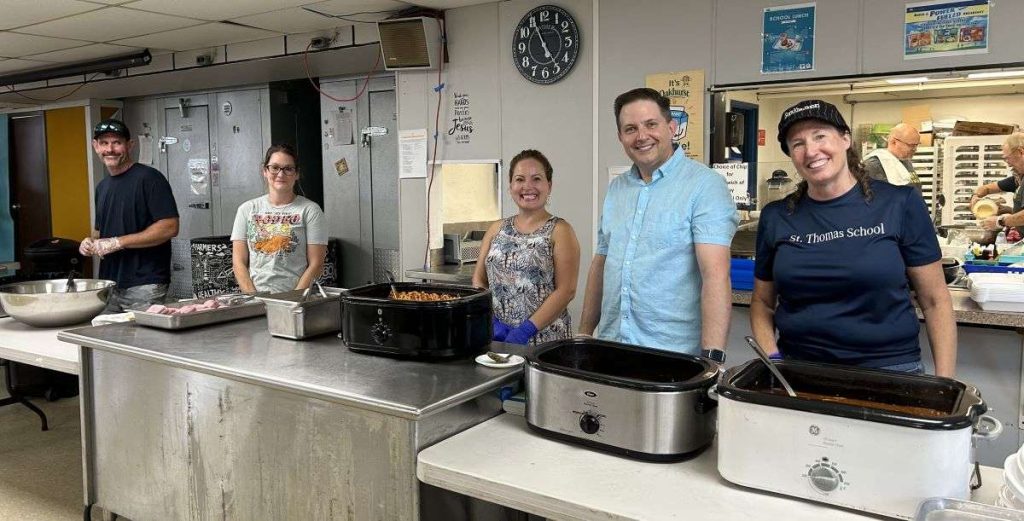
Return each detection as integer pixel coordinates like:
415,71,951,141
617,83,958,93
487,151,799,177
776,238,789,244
341,282,492,359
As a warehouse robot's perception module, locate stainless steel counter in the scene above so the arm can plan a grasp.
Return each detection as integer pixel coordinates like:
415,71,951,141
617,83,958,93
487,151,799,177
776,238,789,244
60,318,521,419
59,319,525,521
405,264,476,284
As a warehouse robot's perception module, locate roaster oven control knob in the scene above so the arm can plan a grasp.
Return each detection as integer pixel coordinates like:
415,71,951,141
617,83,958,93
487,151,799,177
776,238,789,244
371,322,392,345
579,413,600,434
807,463,842,492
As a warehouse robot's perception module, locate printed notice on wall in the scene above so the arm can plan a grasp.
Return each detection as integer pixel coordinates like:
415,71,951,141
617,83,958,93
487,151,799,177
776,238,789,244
712,163,750,205
399,129,428,179
904,0,989,59
645,69,705,163
138,135,153,165
761,2,816,74
447,92,474,144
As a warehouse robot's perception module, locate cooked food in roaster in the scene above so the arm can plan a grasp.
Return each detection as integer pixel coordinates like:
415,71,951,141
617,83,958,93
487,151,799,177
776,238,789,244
390,290,458,302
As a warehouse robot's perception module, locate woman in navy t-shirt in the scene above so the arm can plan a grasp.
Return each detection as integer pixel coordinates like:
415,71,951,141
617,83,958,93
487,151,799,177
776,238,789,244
750,100,956,377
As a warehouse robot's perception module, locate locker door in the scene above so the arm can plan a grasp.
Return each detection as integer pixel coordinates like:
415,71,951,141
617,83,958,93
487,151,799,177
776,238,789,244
164,104,213,298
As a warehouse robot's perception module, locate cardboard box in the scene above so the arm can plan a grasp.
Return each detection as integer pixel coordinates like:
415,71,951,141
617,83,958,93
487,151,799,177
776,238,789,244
920,131,933,147
952,121,1018,136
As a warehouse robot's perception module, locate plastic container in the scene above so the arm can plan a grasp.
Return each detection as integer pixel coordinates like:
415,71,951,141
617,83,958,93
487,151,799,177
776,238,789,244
969,273,1024,311
730,258,754,291
914,497,1024,520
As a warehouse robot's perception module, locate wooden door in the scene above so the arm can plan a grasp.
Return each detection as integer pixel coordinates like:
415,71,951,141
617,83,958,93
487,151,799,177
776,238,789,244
9,113,51,275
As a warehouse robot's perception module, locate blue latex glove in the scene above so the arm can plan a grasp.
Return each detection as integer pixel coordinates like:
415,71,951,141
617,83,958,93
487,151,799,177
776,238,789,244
492,317,511,341
768,352,784,361
505,319,538,345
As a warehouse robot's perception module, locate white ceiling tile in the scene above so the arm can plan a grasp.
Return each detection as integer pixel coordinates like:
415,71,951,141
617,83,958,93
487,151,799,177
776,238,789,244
112,22,278,52
0,32,89,57
0,0,102,31
231,7,355,34
127,0,312,22
0,58,50,74
15,6,203,41
307,0,408,17
26,43,142,63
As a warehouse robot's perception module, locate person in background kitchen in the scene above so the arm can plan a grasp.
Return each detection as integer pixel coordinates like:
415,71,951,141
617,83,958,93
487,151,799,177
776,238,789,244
577,88,737,362
472,149,580,345
231,144,327,294
862,122,923,194
80,119,179,313
751,99,955,377
972,132,1024,238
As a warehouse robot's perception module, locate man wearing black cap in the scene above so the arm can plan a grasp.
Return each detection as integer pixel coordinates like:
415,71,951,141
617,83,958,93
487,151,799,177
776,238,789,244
80,118,179,313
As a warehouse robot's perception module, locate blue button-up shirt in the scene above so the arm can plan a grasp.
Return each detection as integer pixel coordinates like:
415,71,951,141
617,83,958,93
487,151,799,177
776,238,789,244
595,146,737,353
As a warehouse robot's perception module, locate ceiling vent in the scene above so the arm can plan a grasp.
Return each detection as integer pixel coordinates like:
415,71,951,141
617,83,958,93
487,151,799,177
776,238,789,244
377,17,441,71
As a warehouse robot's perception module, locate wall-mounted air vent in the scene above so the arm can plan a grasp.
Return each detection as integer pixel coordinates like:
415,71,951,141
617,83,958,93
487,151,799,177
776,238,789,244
377,17,441,71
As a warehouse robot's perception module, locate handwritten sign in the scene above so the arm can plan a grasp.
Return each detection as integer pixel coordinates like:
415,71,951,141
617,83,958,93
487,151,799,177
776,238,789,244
712,163,750,205
447,92,474,144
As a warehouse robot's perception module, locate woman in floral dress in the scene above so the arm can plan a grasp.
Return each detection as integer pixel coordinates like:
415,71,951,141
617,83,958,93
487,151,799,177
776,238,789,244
472,149,581,345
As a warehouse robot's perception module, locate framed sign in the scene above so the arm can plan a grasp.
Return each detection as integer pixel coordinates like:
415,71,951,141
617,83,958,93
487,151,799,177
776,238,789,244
762,3,816,74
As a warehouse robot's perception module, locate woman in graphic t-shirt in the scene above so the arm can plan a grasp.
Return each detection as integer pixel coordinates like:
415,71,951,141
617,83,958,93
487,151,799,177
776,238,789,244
231,144,327,294
750,100,955,376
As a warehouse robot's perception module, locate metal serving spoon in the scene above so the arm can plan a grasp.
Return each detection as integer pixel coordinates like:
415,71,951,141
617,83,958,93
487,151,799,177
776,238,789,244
486,351,512,363
65,270,77,293
744,336,797,398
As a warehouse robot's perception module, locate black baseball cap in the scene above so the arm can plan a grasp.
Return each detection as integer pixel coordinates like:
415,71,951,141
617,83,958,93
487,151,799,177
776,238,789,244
777,99,849,156
93,119,130,140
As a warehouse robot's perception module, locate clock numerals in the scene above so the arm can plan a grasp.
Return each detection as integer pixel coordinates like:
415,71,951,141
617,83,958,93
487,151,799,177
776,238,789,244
513,5,579,85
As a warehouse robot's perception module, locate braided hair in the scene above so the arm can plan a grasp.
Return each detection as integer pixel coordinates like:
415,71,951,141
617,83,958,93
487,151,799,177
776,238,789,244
785,142,873,213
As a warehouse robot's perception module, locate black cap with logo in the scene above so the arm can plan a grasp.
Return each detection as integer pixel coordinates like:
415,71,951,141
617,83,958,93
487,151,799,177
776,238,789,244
92,119,131,140
777,99,849,156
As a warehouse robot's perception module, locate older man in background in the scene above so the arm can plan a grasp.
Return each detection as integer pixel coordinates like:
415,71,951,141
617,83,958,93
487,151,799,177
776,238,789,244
973,132,1024,236
863,122,923,193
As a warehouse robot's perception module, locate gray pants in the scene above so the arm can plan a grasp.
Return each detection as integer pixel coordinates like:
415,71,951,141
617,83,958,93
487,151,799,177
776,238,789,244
103,283,169,314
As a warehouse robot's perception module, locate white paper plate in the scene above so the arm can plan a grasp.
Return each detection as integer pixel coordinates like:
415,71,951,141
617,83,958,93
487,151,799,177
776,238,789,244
475,353,525,368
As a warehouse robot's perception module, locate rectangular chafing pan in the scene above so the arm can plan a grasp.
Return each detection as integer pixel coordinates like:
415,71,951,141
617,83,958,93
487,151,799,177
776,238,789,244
134,296,265,330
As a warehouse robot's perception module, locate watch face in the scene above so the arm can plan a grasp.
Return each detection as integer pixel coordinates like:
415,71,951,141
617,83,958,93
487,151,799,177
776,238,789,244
512,5,580,85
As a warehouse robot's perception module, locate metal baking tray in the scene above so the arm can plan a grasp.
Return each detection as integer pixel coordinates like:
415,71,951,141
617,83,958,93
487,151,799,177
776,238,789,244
915,498,1024,520
134,296,265,330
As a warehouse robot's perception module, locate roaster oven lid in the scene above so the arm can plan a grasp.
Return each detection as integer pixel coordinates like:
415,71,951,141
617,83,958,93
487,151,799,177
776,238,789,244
340,282,489,308
717,360,986,430
526,338,719,392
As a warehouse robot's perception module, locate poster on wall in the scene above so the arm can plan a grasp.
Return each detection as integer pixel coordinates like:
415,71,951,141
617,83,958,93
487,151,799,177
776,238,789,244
761,3,816,74
904,0,989,59
645,69,705,163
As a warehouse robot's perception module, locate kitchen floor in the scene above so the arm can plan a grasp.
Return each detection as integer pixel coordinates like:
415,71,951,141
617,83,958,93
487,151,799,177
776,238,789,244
0,371,83,521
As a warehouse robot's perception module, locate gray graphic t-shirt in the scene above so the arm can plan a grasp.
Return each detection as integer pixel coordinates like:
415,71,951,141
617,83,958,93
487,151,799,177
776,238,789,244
230,195,328,293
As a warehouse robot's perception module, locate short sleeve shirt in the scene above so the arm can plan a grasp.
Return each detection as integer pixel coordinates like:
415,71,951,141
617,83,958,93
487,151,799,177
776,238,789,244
754,180,940,367
996,172,1024,235
94,163,179,288
231,195,328,293
595,146,738,353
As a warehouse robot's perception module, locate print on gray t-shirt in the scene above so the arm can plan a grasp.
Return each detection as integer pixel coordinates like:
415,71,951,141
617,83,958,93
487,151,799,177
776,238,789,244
231,195,328,293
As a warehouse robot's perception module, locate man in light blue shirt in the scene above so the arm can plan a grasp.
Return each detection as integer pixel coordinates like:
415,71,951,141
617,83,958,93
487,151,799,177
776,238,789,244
579,88,737,359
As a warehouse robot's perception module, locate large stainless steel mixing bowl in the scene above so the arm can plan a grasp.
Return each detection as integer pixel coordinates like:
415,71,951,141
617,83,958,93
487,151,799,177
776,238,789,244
0,279,115,327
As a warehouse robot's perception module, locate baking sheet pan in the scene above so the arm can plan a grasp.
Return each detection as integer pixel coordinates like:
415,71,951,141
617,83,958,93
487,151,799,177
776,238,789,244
134,297,265,330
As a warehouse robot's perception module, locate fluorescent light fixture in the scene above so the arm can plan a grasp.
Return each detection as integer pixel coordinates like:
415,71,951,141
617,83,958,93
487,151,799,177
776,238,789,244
886,76,930,84
0,49,151,87
967,70,1024,79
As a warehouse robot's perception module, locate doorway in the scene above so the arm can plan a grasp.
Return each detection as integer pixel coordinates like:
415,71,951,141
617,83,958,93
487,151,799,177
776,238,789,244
8,113,51,274
729,100,760,207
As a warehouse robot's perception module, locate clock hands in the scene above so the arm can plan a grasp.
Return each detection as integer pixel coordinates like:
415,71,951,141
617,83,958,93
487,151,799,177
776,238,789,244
532,23,553,61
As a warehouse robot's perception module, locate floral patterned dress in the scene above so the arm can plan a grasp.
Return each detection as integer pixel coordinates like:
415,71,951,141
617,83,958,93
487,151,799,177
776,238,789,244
484,215,572,344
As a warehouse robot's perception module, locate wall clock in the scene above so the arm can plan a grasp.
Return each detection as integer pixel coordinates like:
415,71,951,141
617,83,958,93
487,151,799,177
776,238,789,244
512,5,580,85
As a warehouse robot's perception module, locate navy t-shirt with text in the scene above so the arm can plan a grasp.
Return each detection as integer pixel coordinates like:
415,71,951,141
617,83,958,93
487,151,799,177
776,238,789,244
754,180,940,367
94,163,179,288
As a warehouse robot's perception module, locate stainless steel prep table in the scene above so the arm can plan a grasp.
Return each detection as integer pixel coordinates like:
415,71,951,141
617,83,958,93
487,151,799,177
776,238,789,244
59,319,524,521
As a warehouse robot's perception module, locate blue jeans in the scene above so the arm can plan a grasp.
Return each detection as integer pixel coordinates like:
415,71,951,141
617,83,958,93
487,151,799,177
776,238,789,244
876,360,925,375
103,283,169,313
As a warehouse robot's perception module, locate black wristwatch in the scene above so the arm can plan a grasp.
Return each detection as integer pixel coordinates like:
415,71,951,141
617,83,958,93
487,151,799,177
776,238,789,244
701,348,726,363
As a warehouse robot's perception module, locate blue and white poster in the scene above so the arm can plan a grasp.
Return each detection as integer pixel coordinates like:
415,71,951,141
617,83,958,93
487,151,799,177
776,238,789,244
905,0,989,59
762,3,816,74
